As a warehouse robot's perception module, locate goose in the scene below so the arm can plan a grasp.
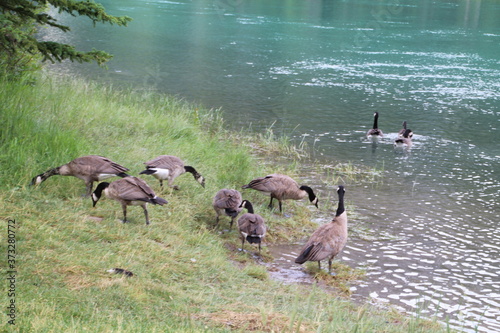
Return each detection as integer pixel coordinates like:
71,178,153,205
139,155,205,190
295,185,347,274
242,174,318,214
398,121,413,138
30,155,130,196
212,189,242,229
237,200,267,253
394,128,413,148
366,112,384,138
92,176,168,225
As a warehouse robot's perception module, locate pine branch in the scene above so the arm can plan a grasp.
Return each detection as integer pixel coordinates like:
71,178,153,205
37,41,113,65
0,0,132,72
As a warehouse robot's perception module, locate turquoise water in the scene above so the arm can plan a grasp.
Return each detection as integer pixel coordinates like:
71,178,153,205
48,0,499,331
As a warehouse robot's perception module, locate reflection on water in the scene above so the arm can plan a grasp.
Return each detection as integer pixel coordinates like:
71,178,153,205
45,0,500,331
264,134,500,332
262,130,499,332
265,243,315,285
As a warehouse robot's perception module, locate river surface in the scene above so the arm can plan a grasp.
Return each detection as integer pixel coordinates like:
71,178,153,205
45,0,499,331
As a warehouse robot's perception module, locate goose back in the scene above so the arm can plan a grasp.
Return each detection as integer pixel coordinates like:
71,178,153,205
243,174,306,200
238,200,266,252
69,156,128,185
213,189,243,228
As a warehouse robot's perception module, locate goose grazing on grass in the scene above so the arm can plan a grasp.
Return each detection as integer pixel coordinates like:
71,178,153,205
92,176,168,225
398,121,413,138
139,155,205,190
30,155,130,196
212,189,243,229
238,200,267,253
394,128,413,148
366,112,384,138
242,174,318,214
295,185,347,274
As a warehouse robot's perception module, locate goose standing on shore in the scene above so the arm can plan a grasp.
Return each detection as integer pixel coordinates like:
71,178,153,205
237,200,266,253
242,174,318,214
92,176,168,225
212,189,243,229
139,155,205,190
366,112,384,138
30,155,130,196
295,185,347,274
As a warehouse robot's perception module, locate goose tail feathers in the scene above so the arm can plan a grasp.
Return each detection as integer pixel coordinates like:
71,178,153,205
151,197,168,205
294,244,314,264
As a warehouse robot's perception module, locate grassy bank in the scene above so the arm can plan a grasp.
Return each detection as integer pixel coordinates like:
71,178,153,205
1,75,449,332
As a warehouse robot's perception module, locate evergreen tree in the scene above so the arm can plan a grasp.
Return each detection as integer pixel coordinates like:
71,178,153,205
0,0,132,75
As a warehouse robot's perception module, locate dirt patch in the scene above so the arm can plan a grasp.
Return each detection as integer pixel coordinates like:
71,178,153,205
86,215,104,222
196,310,314,332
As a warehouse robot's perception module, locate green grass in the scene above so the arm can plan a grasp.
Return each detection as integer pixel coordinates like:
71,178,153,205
0,74,451,332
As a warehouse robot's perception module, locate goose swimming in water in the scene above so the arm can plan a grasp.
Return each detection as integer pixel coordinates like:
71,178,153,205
366,112,384,138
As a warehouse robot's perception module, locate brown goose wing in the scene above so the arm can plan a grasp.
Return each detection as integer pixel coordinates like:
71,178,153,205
238,214,266,237
295,224,340,263
213,189,242,209
245,174,295,191
144,155,183,169
114,177,156,201
250,215,266,236
237,213,252,231
71,155,129,174
296,242,326,263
